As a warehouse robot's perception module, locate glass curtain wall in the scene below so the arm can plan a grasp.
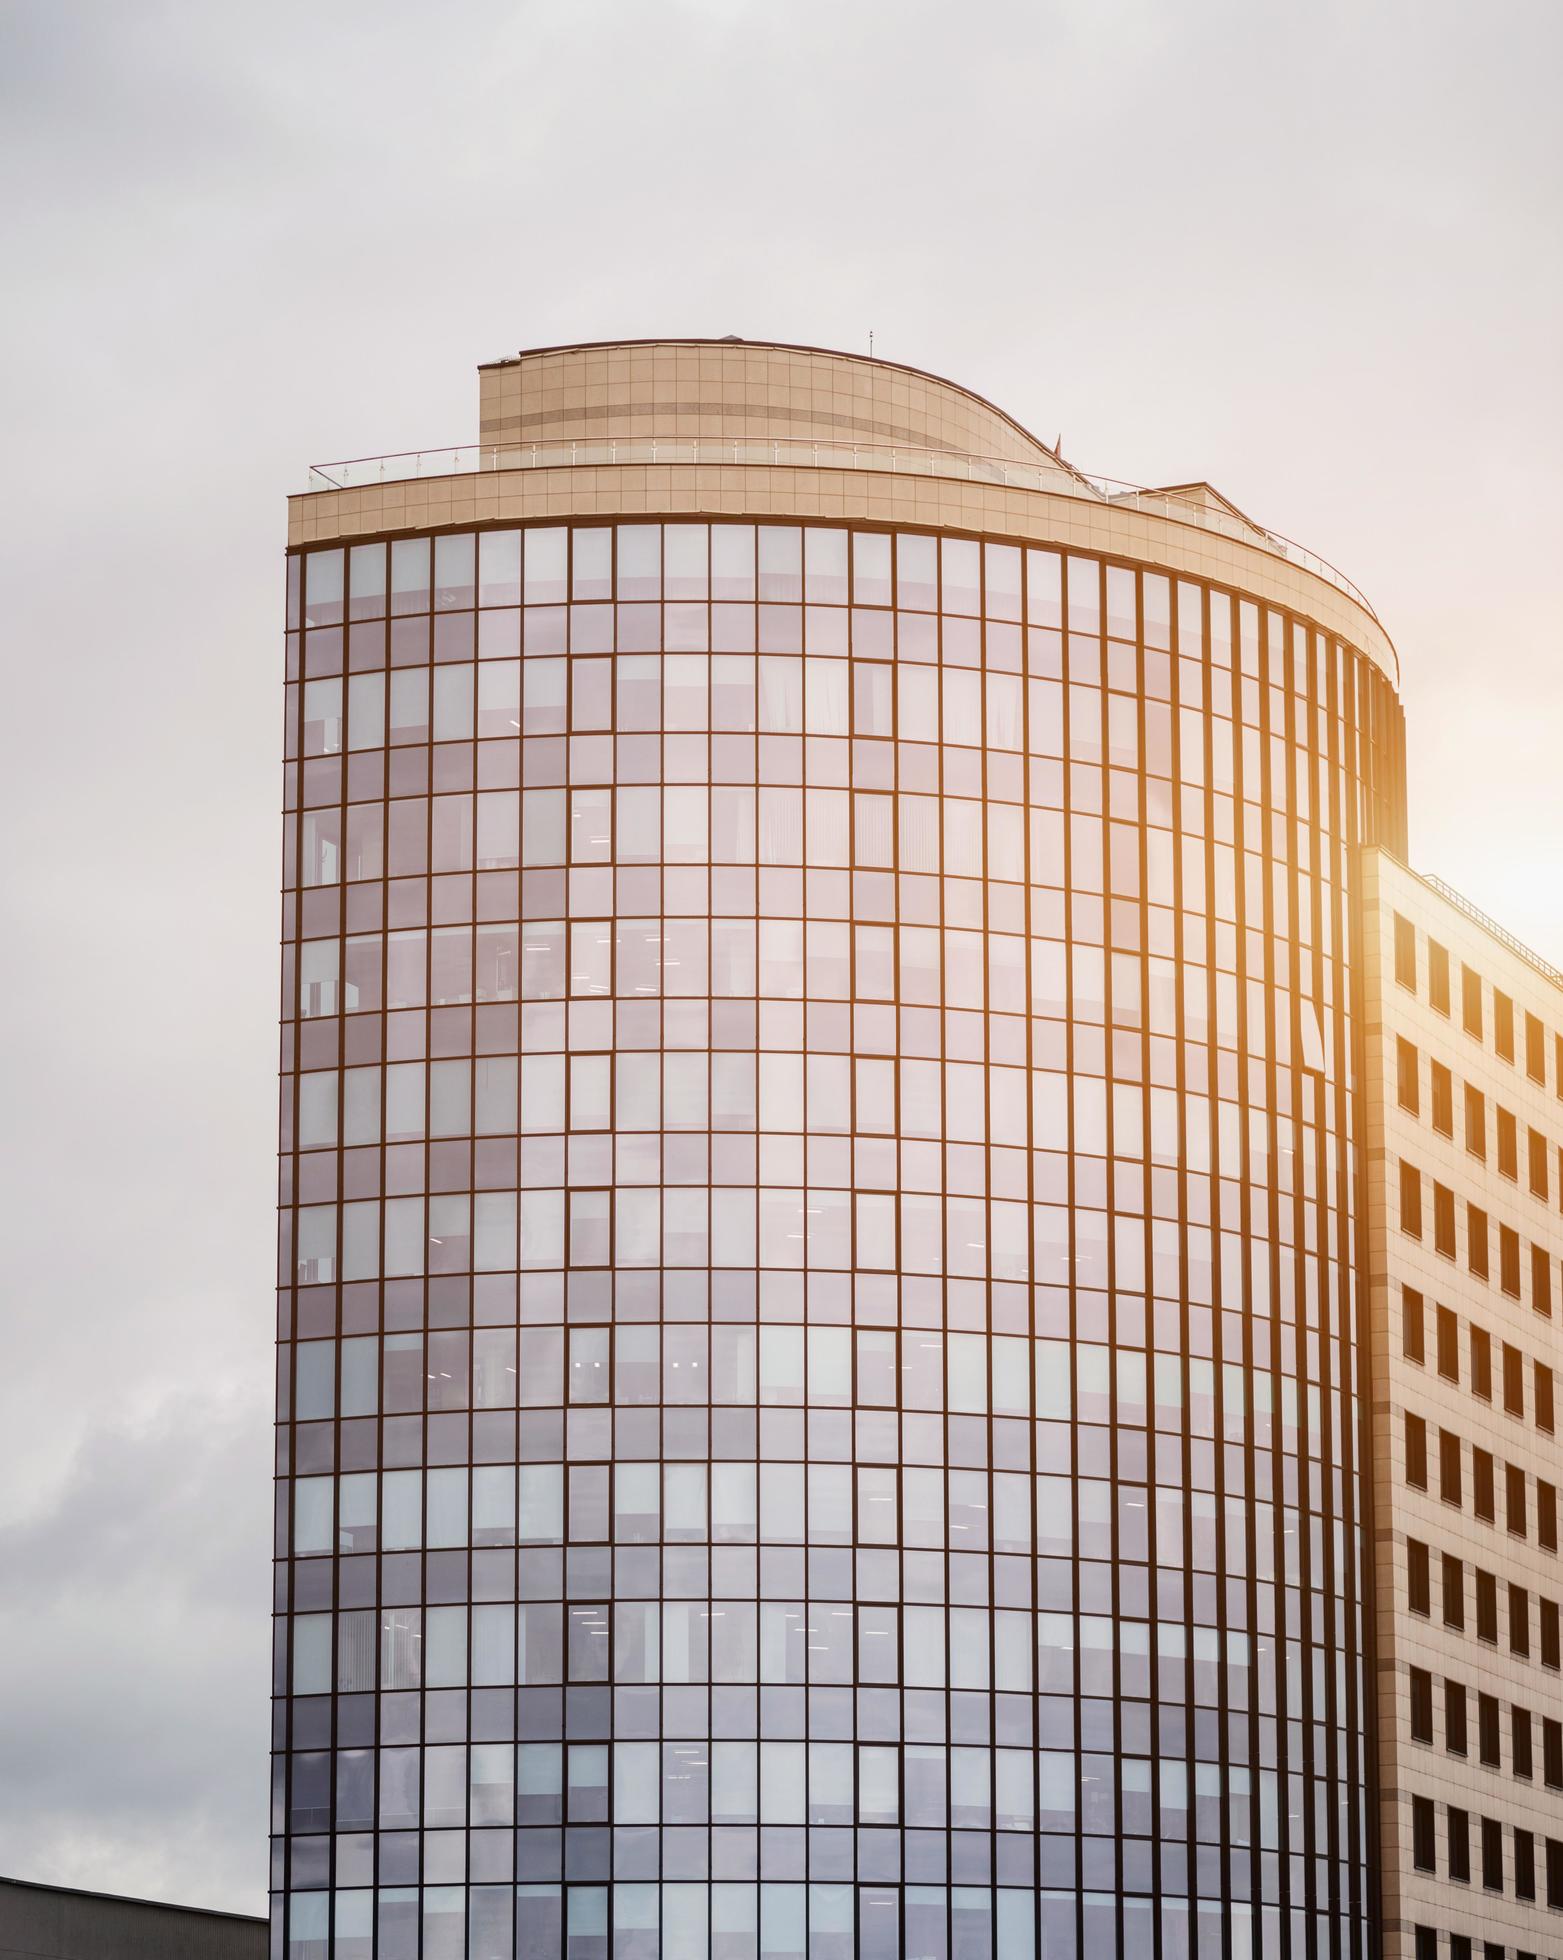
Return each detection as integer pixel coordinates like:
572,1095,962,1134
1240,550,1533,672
275,518,1405,1958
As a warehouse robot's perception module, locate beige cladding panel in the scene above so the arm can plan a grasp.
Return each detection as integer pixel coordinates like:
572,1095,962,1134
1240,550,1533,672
288,460,1396,681
475,339,1061,464
1359,849,1563,1960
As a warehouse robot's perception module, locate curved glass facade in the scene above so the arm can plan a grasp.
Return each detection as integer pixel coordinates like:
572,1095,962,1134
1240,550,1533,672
276,516,1406,1958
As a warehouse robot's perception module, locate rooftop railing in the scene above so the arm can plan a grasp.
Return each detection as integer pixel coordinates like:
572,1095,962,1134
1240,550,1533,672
304,435,1381,625
1420,874,1563,992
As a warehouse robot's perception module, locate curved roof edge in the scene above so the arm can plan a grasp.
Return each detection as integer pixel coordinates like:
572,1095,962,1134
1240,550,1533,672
288,459,1399,687
300,340,1397,686
478,336,1072,472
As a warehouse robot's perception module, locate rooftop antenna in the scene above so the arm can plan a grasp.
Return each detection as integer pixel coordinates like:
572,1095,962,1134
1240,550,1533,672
869,329,874,358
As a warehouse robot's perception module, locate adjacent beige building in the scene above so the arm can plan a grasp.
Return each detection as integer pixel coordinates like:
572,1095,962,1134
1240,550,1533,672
1361,850,1563,1960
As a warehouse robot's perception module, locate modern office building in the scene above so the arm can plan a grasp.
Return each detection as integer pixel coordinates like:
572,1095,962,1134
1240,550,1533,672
276,339,1412,1958
1359,854,1563,1960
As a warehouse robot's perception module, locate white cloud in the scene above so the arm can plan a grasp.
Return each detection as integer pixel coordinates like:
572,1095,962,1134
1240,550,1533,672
0,1393,272,1912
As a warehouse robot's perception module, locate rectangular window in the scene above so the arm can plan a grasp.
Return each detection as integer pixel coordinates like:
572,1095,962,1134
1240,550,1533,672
1532,1244,1553,1319
1500,1226,1521,1298
1465,1083,1486,1157
1506,1462,1527,1537
1412,1794,1437,1872
1431,1060,1453,1134
1479,1693,1501,1767
1396,1036,1420,1113
1445,1680,1468,1755
1538,1479,1557,1551
1439,1428,1463,1506
1442,1553,1465,1629
1468,1204,1488,1278
1503,1342,1525,1415
1405,1413,1428,1488
1480,1814,1502,1891
1466,1450,1490,1520
1463,963,1484,1038
1514,1826,1535,1901
1544,1716,1562,1787
1414,1928,1437,1960
1551,1834,1563,1909
1510,1584,1530,1657
1436,1304,1459,1380
1471,1326,1492,1400
1529,1125,1549,1197
1497,1105,1518,1177
1495,989,1515,1061
1513,1708,1534,1780
1394,912,1417,989
1476,1568,1498,1642
1449,1804,1472,1883
1434,1183,1457,1257
1402,1287,1425,1362
1543,1598,1561,1670
1537,1361,1555,1433
1400,1161,1423,1238
1430,939,1451,1014
1526,1009,1546,1083
1407,1537,1430,1613
1409,1665,1434,1743
1473,1448,1495,1521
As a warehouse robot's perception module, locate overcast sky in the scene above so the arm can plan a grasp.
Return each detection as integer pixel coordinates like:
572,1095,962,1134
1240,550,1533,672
0,0,1558,1917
